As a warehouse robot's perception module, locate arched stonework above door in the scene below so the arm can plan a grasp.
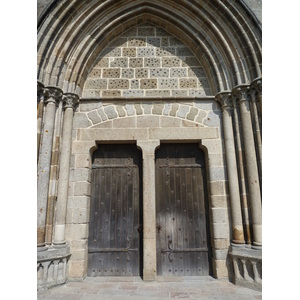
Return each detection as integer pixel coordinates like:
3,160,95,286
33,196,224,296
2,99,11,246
82,24,212,98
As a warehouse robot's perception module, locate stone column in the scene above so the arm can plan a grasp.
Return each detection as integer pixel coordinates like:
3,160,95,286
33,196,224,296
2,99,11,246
216,92,245,245
137,140,160,281
37,86,63,248
232,98,252,245
53,93,79,245
250,86,262,186
37,81,45,162
233,85,262,247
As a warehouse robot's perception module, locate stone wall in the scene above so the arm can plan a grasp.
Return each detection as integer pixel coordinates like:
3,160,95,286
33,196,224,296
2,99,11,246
82,24,211,98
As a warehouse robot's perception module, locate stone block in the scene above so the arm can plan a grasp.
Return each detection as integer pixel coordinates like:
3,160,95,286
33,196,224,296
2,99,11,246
162,56,181,67
73,113,92,129
140,79,157,89
78,128,149,141
130,79,139,89
161,116,181,127
210,195,227,208
209,181,226,195
87,111,101,125
104,106,118,119
69,168,91,182
203,111,222,127
145,90,170,97
142,103,153,114
110,57,128,68
102,68,120,78
161,37,169,46
144,57,161,67
113,117,136,128
68,260,87,279
75,154,90,168
116,105,126,117
84,79,107,89
195,110,207,123
71,141,96,154
123,90,144,97
97,108,108,121
74,182,91,196
201,139,223,153
122,47,136,57
158,78,178,89
177,105,190,118
137,47,155,57
66,224,89,240
156,47,176,57
180,78,197,88
214,249,228,260
70,249,88,261
102,47,121,57
194,101,217,110
147,37,161,47
212,223,230,239
150,68,169,77
90,121,113,128
125,104,135,116
143,238,157,272
207,154,224,167
70,239,88,250
189,89,206,97
186,107,198,121
182,57,201,67
152,104,164,115
212,259,228,278
182,120,199,127
171,90,188,97
135,68,148,78
176,47,194,56
211,208,227,223
81,90,100,98
138,27,155,36
137,115,160,128
69,208,90,224
169,103,179,116
68,196,90,209
79,102,102,112
94,57,109,68
208,167,227,181
108,79,129,89
134,104,143,115
129,58,143,68
170,67,188,77
188,67,206,78
121,68,135,78
87,69,101,78
163,103,172,115
169,37,184,46
102,90,121,97
213,239,230,249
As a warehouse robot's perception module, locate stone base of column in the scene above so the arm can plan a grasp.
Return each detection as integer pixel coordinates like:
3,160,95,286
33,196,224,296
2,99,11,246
37,244,71,291
229,245,262,291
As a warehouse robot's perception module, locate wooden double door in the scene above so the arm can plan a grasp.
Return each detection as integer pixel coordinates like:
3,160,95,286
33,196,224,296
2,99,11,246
88,144,143,276
155,144,211,276
88,143,211,277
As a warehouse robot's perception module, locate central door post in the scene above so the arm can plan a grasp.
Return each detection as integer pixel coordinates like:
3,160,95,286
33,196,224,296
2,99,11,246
137,140,160,281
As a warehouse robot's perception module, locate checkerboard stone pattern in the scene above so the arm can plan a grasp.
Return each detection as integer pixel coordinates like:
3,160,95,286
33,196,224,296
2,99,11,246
82,24,212,98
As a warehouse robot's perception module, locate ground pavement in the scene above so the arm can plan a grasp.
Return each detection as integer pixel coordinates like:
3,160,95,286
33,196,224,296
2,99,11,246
37,276,262,299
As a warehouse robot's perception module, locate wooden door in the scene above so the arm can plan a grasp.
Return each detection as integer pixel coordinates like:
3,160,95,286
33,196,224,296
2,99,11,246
156,143,211,276
88,144,142,276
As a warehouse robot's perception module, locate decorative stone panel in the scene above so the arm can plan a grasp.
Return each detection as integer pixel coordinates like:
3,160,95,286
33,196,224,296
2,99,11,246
82,24,212,98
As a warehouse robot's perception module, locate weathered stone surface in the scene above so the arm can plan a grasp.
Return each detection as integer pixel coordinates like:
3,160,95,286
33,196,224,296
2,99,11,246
204,111,222,127
87,111,101,124
79,102,102,112
73,113,92,129
137,116,160,128
113,117,136,128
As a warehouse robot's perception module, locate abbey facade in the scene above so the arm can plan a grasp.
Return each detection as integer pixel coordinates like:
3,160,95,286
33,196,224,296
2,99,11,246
37,0,262,292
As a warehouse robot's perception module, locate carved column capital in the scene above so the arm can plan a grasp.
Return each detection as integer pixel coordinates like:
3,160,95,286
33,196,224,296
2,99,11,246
232,85,250,102
215,91,232,109
44,86,63,105
251,77,262,97
37,81,45,102
63,93,79,110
